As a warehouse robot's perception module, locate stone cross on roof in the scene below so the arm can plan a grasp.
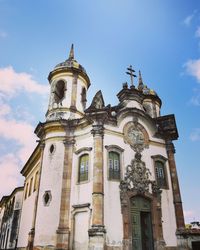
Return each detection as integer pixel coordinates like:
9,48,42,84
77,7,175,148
126,65,137,88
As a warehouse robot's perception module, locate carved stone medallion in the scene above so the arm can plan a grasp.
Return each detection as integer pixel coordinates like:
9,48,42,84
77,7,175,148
123,120,149,153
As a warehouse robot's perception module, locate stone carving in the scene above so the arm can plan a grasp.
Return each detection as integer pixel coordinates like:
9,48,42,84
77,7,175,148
119,153,161,197
123,120,149,153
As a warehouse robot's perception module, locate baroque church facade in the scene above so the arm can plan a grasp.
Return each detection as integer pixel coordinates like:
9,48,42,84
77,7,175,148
0,45,192,250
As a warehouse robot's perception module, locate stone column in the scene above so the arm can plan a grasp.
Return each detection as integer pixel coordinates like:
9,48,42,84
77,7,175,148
27,142,45,250
152,184,166,250
70,73,78,112
166,140,185,229
56,138,75,250
88,124,106,249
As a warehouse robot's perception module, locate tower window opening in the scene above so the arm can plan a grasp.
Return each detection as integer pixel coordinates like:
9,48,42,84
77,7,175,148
54,80,65,104
81,87,87,109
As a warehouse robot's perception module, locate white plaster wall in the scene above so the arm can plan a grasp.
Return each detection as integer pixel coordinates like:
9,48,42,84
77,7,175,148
70,134,93,211
17,192,36,247
34,140,64,246
73,211,89,250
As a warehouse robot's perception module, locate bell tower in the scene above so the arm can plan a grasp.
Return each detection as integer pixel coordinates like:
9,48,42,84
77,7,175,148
46,44,90,120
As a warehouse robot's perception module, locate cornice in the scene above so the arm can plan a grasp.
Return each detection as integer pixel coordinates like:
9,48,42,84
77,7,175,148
20,143,42,177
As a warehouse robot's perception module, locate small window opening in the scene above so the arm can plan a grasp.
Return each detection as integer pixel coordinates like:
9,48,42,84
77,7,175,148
81,87,87,108
54,80,65,104
43,191,52,206
50,144,55,154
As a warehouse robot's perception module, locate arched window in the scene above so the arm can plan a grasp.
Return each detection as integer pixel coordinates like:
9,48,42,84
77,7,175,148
54,80,65,104
155,161,167,188
108,151,120,180
78,154,89,182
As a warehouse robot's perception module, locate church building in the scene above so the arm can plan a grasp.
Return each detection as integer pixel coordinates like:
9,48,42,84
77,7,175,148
1,45,191,250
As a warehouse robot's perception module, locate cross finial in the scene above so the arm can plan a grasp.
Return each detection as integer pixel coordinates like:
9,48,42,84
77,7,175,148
126,65,137,88
68,44,74,60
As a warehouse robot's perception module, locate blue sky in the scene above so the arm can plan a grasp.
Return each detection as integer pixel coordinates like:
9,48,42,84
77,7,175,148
0,0,200,223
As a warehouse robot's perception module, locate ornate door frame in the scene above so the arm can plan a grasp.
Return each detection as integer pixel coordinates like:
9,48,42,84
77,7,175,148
119,153,166,250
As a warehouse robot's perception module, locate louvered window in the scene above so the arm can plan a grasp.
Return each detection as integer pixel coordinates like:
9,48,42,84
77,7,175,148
78,154,89,182
109,152,120,180
155,161,167,188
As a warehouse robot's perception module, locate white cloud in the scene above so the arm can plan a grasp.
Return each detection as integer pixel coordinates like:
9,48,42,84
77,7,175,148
190,89,200,106
184,210,200,223
195,26,200,38
0,66,48,98
183,10,197,27
0,154,24,198
184,59,200,82
0,66,47,199
190,128,200,141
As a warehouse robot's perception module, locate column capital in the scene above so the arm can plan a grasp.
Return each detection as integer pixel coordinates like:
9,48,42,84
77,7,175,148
63,138,76,147
38,141,45,149
91,124,104,137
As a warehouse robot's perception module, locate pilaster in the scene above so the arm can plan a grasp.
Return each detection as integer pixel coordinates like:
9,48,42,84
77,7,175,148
166,140,185,229
89,124,106,249
152,183,166,250
56,138,75,250
27,142,45,250
70,73,78,111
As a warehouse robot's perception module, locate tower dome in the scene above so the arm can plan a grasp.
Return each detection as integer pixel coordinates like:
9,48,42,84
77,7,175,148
46,45,91,121
137,71,162,118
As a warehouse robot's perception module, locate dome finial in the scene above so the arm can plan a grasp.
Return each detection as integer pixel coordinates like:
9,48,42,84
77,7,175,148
68,44,74,60
138,70,144,91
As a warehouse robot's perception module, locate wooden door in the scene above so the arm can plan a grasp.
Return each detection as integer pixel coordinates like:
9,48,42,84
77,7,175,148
130,196,154,250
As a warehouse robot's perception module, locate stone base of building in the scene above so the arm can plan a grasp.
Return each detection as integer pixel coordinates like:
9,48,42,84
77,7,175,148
55,227,70,250
88,225,106,250
176,228,200,250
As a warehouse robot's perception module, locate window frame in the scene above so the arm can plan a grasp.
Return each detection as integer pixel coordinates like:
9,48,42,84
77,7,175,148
78,154,89,183
105,145,124,182
75,147,92,184
151,155,169,190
